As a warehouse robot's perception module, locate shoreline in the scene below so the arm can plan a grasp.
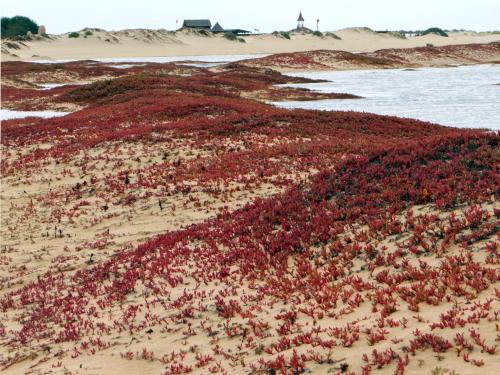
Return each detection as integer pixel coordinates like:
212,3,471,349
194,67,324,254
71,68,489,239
2,56,498,130
25,56,500,71
3,44,497,78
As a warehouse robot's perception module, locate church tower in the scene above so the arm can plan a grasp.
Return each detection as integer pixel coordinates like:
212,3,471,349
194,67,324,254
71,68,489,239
297,11,304,29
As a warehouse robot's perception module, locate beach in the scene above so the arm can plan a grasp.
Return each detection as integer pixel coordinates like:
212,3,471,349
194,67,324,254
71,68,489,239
2,27,500,61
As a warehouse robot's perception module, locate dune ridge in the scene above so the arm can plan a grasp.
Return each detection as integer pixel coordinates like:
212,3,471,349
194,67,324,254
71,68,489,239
2,27,499,62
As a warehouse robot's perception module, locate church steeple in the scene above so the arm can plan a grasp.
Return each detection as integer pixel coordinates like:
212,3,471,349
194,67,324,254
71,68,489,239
297,11,304,29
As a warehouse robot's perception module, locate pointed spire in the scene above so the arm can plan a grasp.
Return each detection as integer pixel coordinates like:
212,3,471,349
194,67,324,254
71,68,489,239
297,11,304,22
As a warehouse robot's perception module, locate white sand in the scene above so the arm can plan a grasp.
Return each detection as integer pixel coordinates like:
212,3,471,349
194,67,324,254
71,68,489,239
2,27,499,62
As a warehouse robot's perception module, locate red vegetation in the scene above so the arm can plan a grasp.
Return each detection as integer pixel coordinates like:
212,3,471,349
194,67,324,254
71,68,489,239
1,61,359,112
240,42,500,70
0,60,498,374
2,131,498,371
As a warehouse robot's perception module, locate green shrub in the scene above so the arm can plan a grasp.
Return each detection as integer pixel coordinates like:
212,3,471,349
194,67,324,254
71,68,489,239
4,41,21,49
280,31,290,40
324,32,341,40
1,15,38,39
69,32,80,38
196,29,210,36
422,27,448,37
84,30,93,36
313,30,323,37
223,32,245,43
223,31,237,41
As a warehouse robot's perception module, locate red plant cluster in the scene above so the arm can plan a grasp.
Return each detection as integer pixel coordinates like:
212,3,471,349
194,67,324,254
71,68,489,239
2,129,498,372
0,60,201,83
239,49,395,70
1,61,353,112
1,63,463,247
240,42,500,70
0,60,498,374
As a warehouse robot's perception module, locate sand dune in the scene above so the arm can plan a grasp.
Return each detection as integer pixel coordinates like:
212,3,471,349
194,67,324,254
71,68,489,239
237,42,500,71
2,27,499,61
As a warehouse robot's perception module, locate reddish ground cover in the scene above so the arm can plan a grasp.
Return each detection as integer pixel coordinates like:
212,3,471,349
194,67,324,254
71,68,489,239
0,60,498,375
239,42,500,71
1,61,358,112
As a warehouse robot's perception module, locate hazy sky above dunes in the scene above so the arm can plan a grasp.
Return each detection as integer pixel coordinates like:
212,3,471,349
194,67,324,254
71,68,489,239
2,0,500,34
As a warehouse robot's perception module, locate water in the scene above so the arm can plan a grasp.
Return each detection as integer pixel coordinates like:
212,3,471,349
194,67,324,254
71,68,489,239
37,83,89,90
1,109,71,120
109,64,147,69
273,64,500,130
38,83,67,90
32,54,268,66
94,54,267,64
176,62,225,68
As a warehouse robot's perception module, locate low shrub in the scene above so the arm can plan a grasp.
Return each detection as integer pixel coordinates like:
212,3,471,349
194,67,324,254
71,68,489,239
312,30,323,37
68,32,79,38
4,41,21,50
196,29,210,36
223,32,245,43
324,32,341,40
422,27,448,37
280,31,290,40
224,31,237,41
84,30,93,36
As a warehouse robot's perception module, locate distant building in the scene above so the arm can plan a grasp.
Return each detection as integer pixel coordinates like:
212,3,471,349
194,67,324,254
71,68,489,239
297,11,304,29
211,22,225,33
181,19,250,35
211,22,250,35
182,19,212,30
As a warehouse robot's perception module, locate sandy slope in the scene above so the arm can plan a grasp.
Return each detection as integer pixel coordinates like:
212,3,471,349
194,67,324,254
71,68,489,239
2,27,499,61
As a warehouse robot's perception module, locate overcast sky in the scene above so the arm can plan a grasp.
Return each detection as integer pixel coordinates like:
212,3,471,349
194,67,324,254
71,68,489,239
2,0,499,34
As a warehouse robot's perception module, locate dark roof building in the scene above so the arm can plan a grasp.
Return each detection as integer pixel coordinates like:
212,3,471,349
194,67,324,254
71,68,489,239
211,22,250,35
211,22,224,33
182,19,212,29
